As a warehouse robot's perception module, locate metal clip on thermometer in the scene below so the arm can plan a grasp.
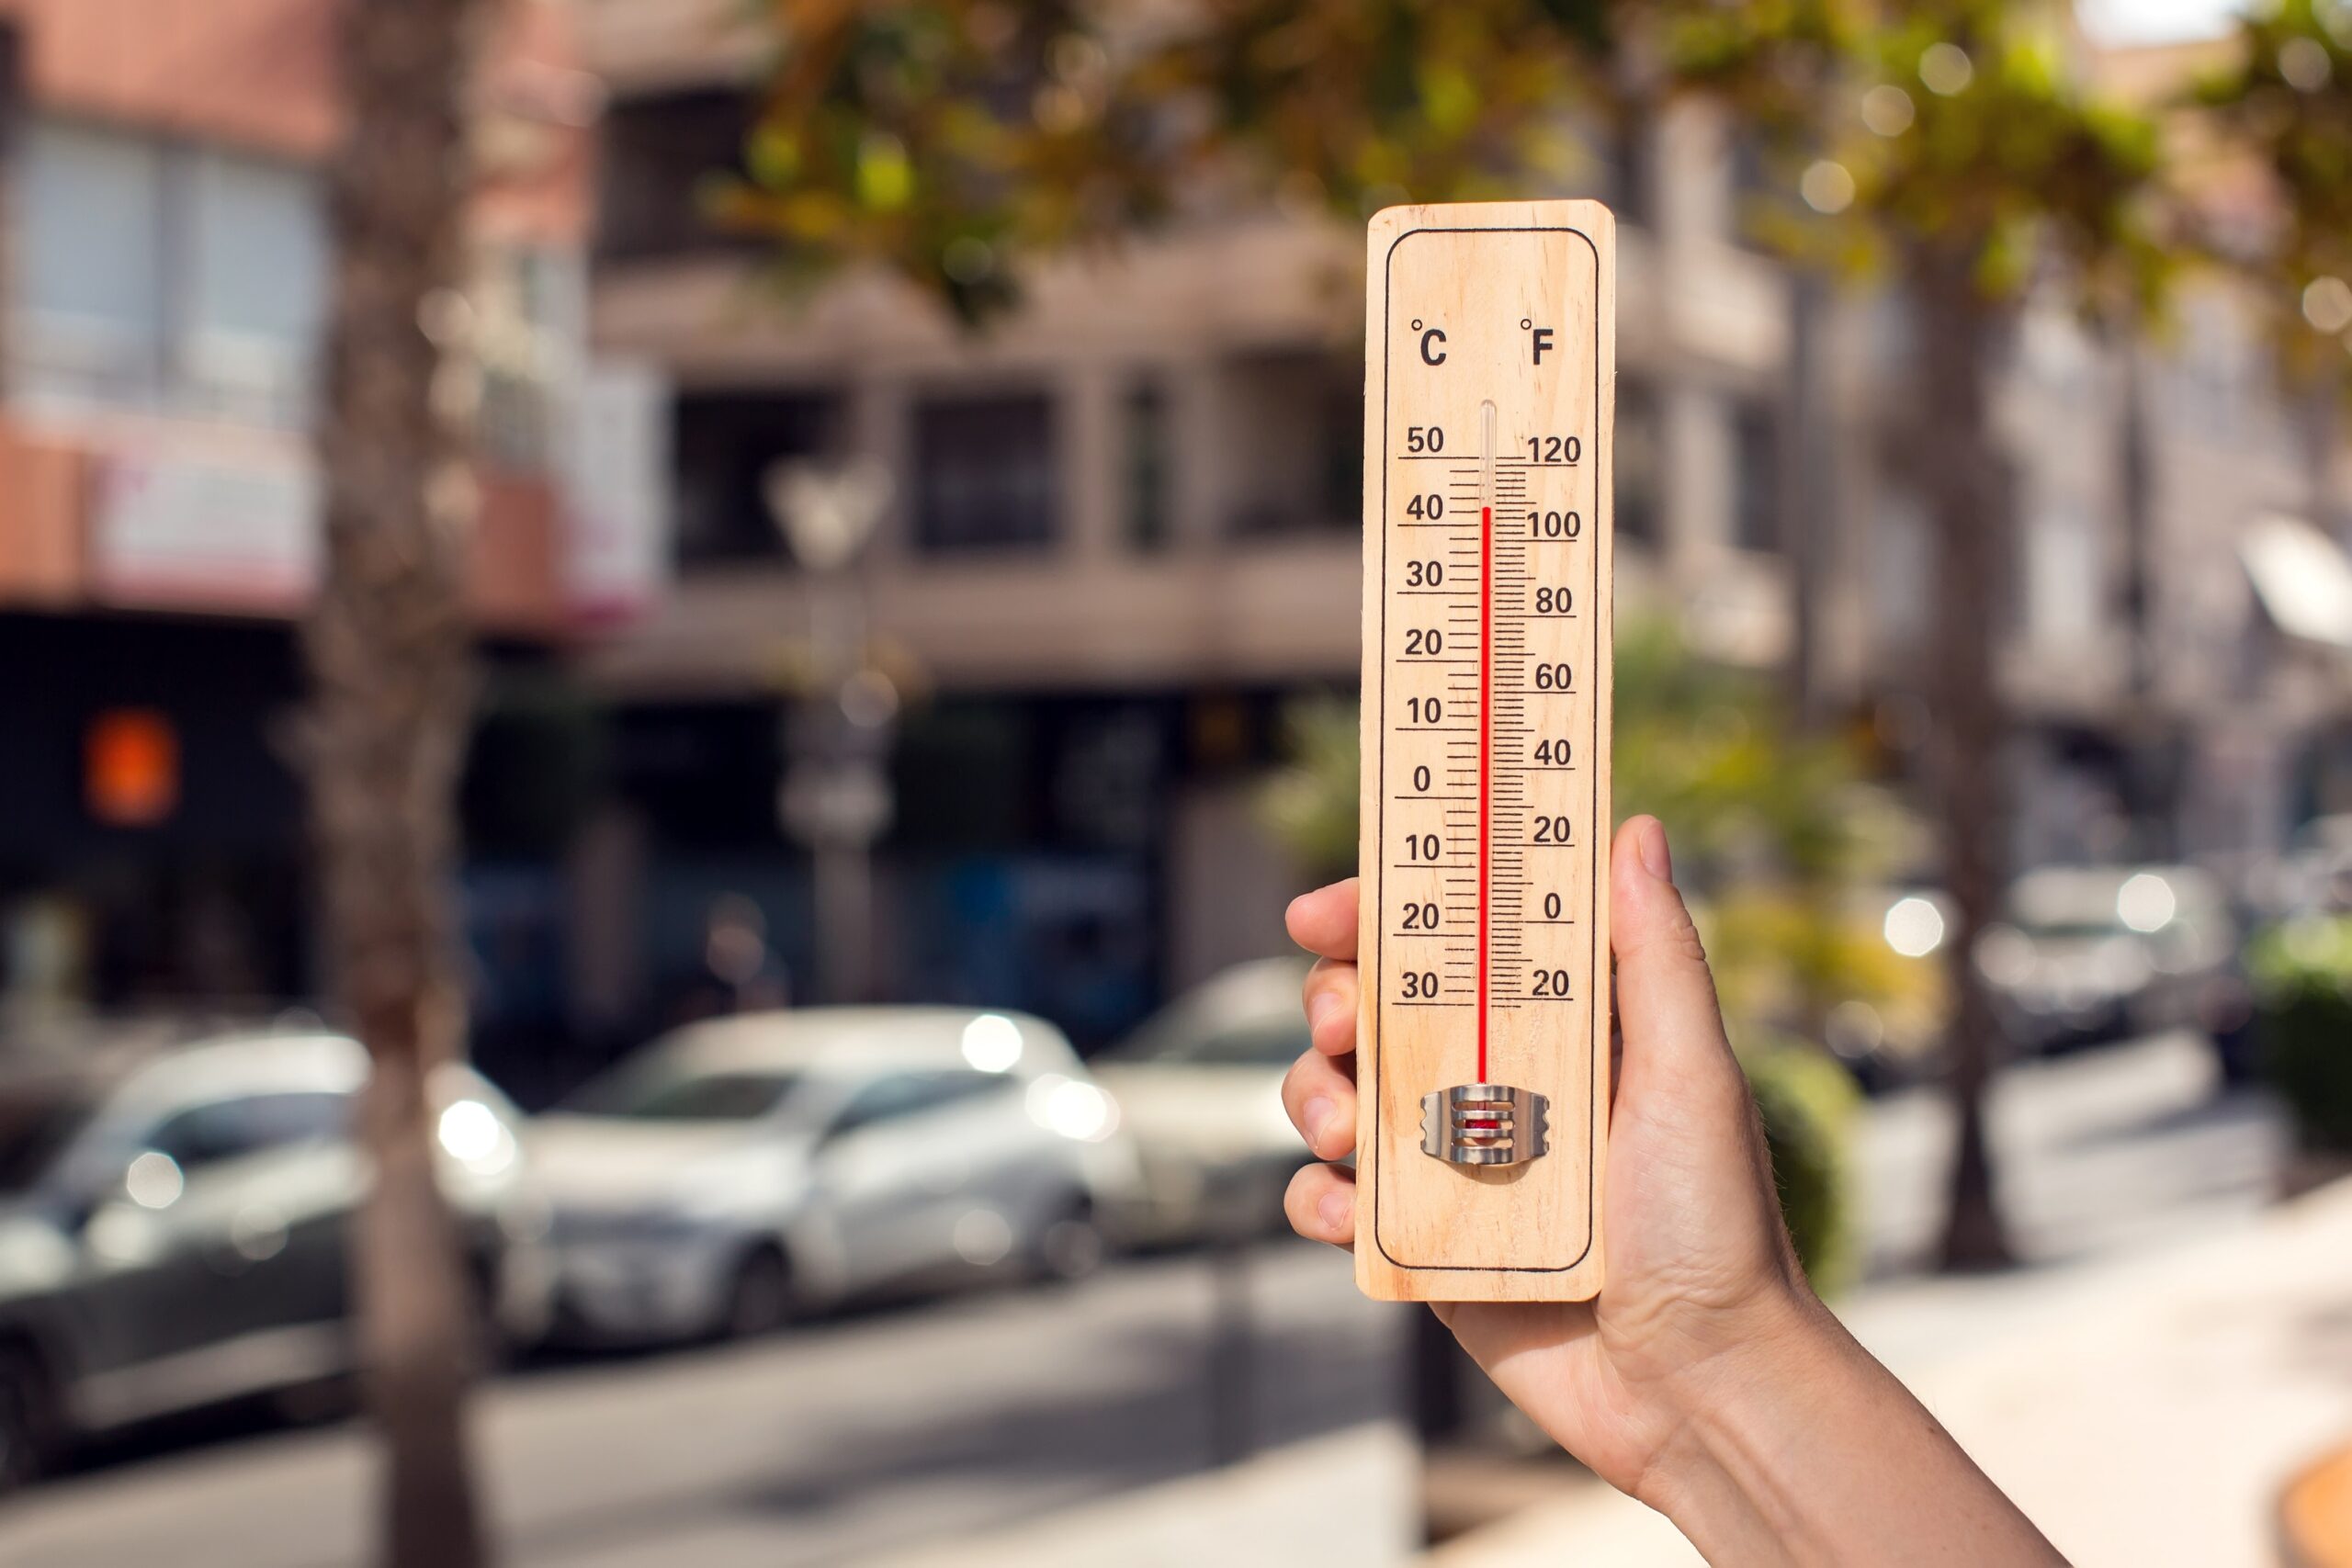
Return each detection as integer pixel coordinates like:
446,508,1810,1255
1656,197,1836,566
1355,201,1615,1303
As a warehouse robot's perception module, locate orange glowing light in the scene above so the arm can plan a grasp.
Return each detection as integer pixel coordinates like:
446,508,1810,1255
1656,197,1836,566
85,709,179,827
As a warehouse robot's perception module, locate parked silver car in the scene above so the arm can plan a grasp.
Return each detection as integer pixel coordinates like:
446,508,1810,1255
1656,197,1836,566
1090,958,1317,1247
0,1032,549,1488
530,1008,1144,1345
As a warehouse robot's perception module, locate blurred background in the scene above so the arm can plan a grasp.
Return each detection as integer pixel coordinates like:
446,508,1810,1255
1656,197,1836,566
0,0,2350,1564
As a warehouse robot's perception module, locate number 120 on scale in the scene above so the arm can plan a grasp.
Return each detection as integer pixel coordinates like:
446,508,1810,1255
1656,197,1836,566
1354,201,1616,1303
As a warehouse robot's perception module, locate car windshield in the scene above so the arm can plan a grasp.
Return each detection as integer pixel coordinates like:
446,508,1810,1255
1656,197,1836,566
0,1085,96,1194
1117,1016,1307,1067
2018,918,2131,942
562,1065,806,1122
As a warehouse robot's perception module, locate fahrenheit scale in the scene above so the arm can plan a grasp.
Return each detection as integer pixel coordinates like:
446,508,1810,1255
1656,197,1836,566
1355,200,1615,1303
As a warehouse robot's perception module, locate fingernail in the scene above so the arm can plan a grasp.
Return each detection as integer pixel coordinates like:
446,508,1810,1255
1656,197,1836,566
1638,818,1673,882
1317,1188,1352,1232
1308,989,1342,1031
1305,1096,1336,1145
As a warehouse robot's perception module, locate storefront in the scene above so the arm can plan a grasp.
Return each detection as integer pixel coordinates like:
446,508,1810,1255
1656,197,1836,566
0,613,311,1022
571,684,1329,1069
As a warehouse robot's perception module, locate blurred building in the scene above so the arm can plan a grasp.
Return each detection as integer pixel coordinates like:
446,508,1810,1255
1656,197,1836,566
10,4,2337,1080
1982,35,2352,874
0,0,632,1034
563,6,2349,1053
569,2,1836,1048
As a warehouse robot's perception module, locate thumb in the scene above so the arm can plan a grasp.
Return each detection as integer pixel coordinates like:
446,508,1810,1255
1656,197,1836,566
1609,816,1741,1097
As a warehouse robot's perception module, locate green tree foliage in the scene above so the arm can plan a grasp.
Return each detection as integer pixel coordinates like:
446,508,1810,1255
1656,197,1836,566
1745,1037,1866,1294
1663,0,2165,307
1612,619,1936,1055
729,2,2172,319
717,1,1155,319
1258,696,1362,884
2198,0,2352,381
722,2,1628,317
2248,915,2352,1152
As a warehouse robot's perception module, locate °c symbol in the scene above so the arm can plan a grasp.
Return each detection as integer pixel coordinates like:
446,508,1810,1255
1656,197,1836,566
1419,326,1448,366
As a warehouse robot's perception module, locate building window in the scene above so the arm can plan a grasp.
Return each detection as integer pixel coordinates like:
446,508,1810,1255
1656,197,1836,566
1732,398,1781,554
1607,121,1654,231
1727,134,1775,252
1871,485,1931,656
1615,379,1659,547
1219,349,1359,539
186,147,326,423
595,90,758,262
672,391,843,566
14,118,323,427
1125,380,1171,551
477,246,585,470
17,121,167,405
913,392,1058,553
2024,502,2101,649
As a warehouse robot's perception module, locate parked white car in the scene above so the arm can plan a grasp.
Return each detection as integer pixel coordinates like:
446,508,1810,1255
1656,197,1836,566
530,1008,1142,1345
1089,958,1315,1247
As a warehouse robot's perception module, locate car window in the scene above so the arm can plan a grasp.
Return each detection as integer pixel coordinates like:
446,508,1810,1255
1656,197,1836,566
1184,1019,1311,1067
2017,918,2129,941
828,1070,1010,1138
563,1066,806,1122
145,1090,348,1172
1125,1016,1308,1067
0,1086,96,1194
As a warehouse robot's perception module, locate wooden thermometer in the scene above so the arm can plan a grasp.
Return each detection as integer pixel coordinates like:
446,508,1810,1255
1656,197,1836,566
1355,200,1614,1303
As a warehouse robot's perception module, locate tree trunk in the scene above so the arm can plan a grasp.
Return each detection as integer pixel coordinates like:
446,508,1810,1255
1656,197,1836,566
1916,253,2017,1273
305,1,495,1563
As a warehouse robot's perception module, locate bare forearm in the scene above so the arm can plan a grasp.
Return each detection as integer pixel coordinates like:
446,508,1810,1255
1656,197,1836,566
1640,1297,2064,1567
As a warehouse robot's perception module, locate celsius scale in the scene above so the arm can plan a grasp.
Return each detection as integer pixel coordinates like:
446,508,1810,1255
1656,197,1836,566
1355,200,1615,1303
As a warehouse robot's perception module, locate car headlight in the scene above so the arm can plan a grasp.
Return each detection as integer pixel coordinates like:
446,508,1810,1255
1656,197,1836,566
437,1100,517,1177
1026,1074,1119,1143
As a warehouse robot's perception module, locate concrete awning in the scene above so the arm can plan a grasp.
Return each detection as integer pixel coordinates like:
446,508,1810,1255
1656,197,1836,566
2241,513,2352,652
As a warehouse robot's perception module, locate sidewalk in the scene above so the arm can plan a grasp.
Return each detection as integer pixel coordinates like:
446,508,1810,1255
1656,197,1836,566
867,1424,1420,1568
1434,1177,2352,1567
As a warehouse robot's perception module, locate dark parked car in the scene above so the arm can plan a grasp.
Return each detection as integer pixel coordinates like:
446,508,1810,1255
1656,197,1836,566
0,1031,549,1487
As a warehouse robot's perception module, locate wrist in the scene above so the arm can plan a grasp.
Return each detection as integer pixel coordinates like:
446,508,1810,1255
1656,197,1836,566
1633,1289,2064,1568
1633,1285,1857,1540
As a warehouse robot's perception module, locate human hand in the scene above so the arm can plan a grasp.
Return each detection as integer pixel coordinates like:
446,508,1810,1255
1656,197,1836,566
1280,814,1819,1498
1281,816,2063,1565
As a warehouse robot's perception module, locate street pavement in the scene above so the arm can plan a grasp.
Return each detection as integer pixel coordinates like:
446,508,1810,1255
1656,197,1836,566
1860,1027,2283,1277
0,1238,1406,1568
1845,1029,2287,1371
0,1031,2287,1567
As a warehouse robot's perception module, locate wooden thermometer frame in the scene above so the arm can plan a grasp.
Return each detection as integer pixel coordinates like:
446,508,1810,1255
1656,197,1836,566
1355,200,1615,1303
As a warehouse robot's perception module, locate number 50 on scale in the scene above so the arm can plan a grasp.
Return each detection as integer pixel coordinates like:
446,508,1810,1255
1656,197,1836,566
1354,200,1615,1303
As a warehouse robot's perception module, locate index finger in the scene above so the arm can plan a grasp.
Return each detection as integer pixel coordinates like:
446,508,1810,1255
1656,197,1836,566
1285,878,1359,962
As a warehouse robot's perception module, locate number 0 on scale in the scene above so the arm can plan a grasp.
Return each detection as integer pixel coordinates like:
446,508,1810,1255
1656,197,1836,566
1355,201,1615,1303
